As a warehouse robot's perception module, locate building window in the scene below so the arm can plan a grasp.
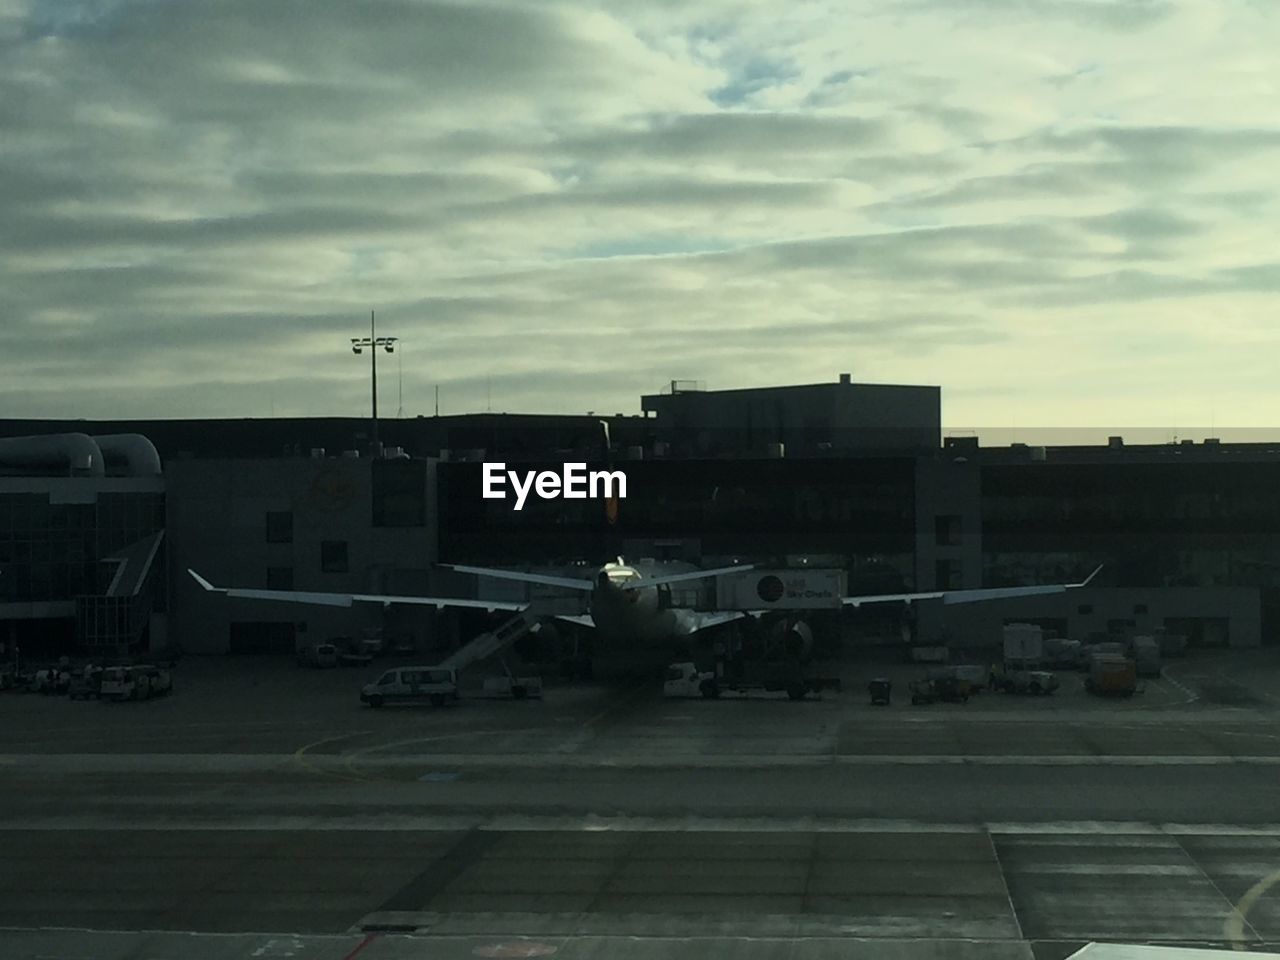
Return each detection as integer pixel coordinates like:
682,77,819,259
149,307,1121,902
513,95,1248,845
266,511,293,543
935,514,961,547
1134,604,1148,615
266,567,294,590
320,540,348,573
1077,604,1093,615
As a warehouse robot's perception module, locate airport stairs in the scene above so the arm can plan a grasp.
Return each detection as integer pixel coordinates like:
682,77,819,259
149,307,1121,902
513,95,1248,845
439,608,543,673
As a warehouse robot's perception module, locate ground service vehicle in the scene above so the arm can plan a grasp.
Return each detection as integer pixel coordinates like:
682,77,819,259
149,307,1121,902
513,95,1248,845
481,675,543,699
296,642,338,668
67,666,104,700
1003,623,1044,668
868,678,892,705
663,662,840,700
910,676,971,705
361,666,458,707
101,665,172,701
1086,654,1138,696
1129,636,1163,677
1044,637,1084,669
927,664,987,692
30,667,70,695
991,667,1060,695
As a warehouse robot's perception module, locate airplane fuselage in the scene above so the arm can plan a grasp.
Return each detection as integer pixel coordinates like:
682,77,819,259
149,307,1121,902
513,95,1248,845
585,562,700,645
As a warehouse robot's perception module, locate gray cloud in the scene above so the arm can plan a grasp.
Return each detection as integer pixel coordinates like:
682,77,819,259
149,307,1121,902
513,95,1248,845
2,0,1279,429
892,0,1175,31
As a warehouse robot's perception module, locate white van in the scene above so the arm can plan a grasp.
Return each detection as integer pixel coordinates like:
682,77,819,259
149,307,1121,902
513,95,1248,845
361,666,458,708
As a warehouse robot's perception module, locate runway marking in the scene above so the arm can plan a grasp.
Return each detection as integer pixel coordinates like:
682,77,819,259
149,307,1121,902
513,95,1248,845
985,830,1024,942
293,732,374,783
9,751,1280,772
1162,668,1201,705
473,941,559,958
1166,832,1262,950
9,815,1280,836
338,728,532,782
340,932,379,960
1226,866,1280,951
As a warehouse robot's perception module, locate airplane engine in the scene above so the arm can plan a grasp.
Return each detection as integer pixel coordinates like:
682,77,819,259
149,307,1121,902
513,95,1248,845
781,619,814,661
762,619,814,665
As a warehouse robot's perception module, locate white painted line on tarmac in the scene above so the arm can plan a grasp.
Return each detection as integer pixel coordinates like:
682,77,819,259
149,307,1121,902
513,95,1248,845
1162,669,1201,705
5,814,1280,836
7,751,1280,772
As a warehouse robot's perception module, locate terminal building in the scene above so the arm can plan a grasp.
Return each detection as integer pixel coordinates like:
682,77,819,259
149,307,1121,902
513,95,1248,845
0,434,166,659
2,376,1277,657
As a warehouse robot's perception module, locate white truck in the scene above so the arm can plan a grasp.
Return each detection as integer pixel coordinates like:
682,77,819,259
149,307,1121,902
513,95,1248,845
1003,623,1044,668
663,662,840,701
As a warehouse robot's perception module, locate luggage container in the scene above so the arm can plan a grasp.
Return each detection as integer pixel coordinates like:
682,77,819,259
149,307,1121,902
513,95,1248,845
1129,636,1163,677
1086,654,1137,696
868,678,892,706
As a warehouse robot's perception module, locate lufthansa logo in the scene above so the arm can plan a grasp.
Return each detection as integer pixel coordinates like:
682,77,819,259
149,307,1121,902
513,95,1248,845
756,575,785,603
311,467,356,512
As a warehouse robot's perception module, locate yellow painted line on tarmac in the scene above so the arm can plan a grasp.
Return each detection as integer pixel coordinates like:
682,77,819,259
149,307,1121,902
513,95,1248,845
1224,866,1280,950
294,731,374,783
340,729,531,782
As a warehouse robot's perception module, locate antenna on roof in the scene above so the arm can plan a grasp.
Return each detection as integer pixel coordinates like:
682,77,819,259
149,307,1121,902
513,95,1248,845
396,343,404,418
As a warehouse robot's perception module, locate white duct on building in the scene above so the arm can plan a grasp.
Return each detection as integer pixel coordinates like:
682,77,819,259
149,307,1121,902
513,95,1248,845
0,433,104,476
92,434,162,477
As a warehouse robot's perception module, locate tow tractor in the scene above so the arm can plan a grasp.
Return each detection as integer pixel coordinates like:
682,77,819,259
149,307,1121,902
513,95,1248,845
909,676,972,705
663,661,841,701
990,664,1060,695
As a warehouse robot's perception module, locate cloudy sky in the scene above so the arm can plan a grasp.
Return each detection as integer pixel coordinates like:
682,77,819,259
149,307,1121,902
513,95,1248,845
2,0,1278,440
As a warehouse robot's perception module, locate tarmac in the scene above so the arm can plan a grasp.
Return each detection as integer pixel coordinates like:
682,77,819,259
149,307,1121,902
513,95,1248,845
2,650,1280,959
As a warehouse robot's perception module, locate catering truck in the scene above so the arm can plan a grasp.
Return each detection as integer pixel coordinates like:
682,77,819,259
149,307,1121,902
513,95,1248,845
1003,623,1045,668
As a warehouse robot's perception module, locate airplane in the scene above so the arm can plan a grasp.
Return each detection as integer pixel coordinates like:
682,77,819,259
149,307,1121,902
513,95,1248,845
189,420,1105,665
188,559,1103,666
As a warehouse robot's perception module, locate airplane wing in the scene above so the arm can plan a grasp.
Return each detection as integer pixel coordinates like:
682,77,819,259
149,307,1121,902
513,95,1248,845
841,565,1103,608
440,564,597,592
187,569,527,612
554,613,596,627
621,564,755,591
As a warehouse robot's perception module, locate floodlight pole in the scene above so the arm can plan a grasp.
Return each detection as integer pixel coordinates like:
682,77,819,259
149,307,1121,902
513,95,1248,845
370,310,378,444
350,310,398,457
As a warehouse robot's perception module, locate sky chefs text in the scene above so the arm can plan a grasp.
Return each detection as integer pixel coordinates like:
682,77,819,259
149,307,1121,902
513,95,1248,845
482,462,627,511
